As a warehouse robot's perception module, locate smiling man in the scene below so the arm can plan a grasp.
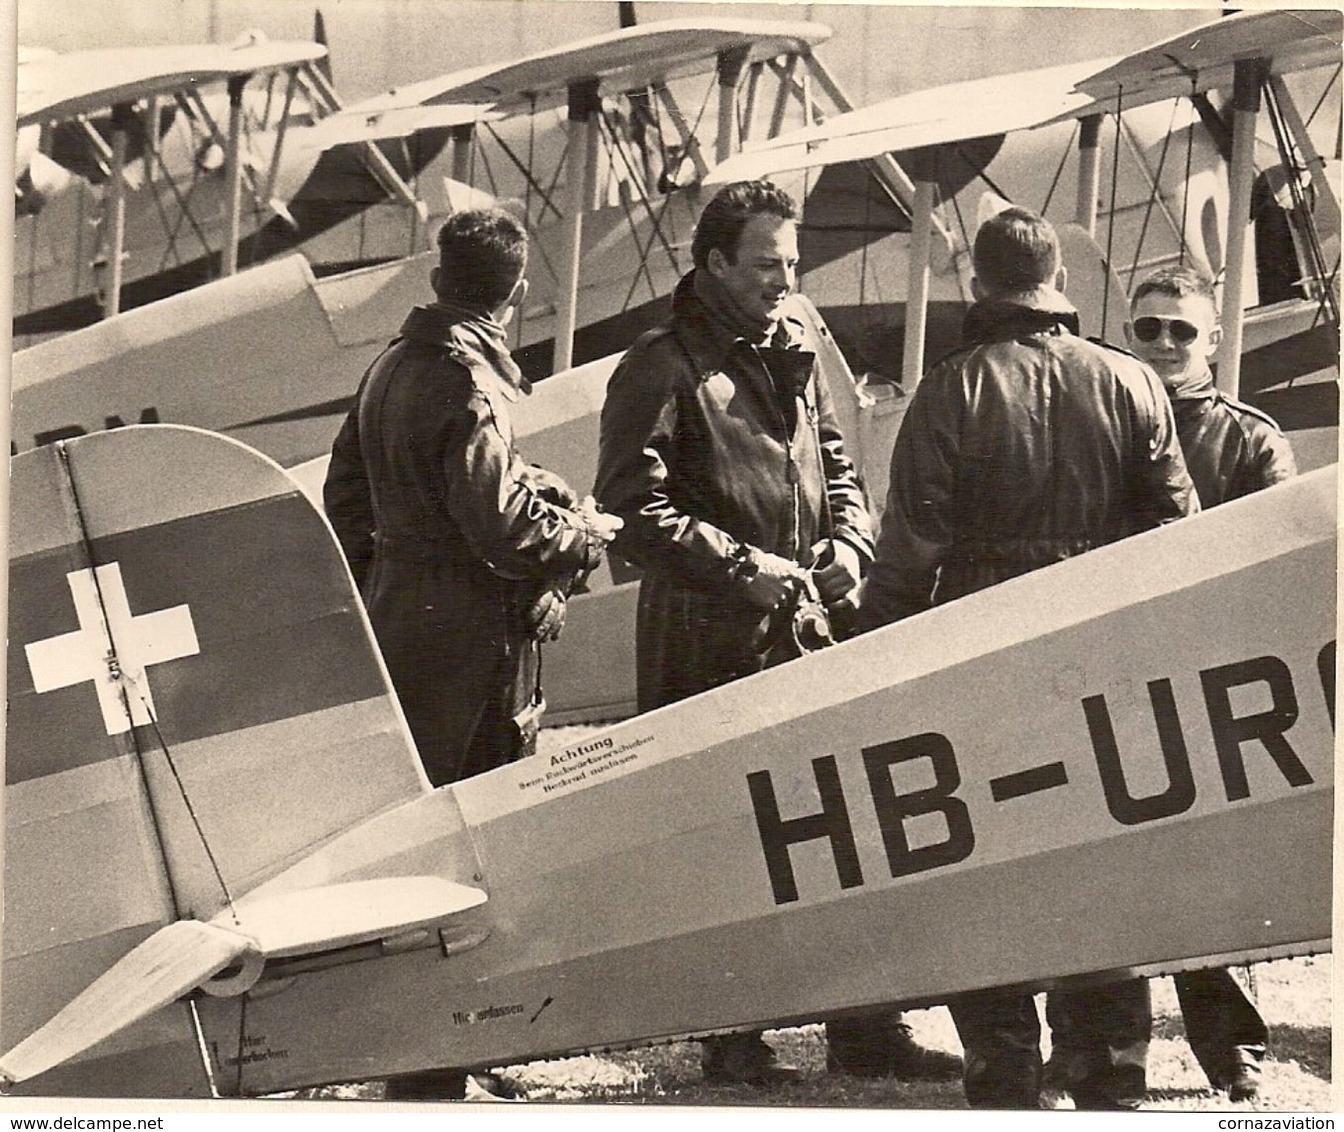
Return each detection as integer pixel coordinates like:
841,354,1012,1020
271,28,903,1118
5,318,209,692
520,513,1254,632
595,180,891,1086
1125,264,1295,1103
1126,265,1296,505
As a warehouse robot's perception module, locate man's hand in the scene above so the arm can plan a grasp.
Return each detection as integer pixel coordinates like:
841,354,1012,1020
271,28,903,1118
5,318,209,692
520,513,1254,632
739,548,807,612
810,538,863,606
524,588,567,641
525,464,579,508
578,495,624,542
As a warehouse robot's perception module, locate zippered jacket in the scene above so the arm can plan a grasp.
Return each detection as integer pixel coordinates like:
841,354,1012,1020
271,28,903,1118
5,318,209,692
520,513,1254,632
595,272,874,709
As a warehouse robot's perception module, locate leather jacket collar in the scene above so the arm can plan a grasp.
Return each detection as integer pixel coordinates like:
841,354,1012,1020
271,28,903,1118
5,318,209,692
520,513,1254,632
1165,365,1218,403
671,272,814,394
399,302,529,399
962,296,1082,347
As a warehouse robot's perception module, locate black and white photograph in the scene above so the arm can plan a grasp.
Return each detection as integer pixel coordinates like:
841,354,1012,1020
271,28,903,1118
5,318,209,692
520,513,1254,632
4,0,1337,1117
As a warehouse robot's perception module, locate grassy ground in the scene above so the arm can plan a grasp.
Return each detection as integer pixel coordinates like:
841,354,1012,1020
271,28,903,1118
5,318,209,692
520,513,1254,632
295,725,1333,1111
297,957,1331,1110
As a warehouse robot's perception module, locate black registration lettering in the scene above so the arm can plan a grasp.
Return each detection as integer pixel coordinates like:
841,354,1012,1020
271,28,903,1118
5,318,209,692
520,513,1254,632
1085,679,1197,825
747,755,863,905
862,733,974,878
1318,641,1335,729
1200,655,1310,802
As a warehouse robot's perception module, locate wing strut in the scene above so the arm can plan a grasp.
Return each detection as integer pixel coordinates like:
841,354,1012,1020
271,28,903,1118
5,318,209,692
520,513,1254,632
554,79,602,373
1219,57,1267,400
901,149,938,392
1076,114,1102,235
102,103,133,318
222,76,246,277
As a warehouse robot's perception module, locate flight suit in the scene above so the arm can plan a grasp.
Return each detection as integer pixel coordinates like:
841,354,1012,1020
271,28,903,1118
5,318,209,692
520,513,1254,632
325,301,606,785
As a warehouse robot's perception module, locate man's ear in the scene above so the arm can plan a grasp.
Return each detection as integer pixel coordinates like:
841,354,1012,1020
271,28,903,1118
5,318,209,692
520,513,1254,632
497,275,528,325
1054,264,1068,294
706,246,728,279
1206,321,1224,356
1122,319,1135,347
970,276,985,303
430,266,440,295
509,275,529,310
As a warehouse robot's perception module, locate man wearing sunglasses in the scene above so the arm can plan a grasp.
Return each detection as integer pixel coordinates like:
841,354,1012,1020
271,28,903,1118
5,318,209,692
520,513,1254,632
1124,264,1295,1104
1126,266,1296,506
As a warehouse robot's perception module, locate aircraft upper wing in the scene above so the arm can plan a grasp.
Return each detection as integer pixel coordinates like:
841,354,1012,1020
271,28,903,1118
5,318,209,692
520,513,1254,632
17,39,329,127
1076,8,1343,108
346,17,832,123
704,57,1117,186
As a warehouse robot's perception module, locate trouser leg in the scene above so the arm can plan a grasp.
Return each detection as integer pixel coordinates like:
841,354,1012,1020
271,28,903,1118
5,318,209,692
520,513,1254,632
1047,978,1151,1110
1173,967,1268,1087
947,989,1042,1108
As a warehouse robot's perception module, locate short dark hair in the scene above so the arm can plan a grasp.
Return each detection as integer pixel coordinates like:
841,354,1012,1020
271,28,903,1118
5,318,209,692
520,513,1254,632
973,206,1060,295
691,180,799,269
1131,264,1219,315
434,208,528,311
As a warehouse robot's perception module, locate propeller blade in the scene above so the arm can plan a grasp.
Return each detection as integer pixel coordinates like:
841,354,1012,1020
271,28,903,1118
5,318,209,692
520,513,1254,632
0,921,255,1086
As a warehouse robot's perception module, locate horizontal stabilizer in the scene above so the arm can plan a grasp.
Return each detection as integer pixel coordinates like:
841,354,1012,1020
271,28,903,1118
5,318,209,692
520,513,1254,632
218,877,488,958
0,921,254,1086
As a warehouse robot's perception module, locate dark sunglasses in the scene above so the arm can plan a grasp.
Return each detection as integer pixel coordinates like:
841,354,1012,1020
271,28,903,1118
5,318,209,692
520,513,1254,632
1132,316,1200,345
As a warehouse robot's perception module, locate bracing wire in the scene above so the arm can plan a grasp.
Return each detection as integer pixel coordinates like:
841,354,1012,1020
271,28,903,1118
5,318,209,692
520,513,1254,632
1039,120,1079,219
1266,78,1339,328
56,441,239,925
1128,99,1178,289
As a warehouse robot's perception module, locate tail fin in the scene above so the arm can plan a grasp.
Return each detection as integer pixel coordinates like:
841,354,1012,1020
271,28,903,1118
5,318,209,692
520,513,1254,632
5,425,428,1090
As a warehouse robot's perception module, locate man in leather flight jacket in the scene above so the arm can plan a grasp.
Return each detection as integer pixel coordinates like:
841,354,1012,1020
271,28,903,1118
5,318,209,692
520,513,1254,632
1125,264,1296,1104
861,207,1199,1110
326,209,619,789
597,181,964,1088
324,209,620,1100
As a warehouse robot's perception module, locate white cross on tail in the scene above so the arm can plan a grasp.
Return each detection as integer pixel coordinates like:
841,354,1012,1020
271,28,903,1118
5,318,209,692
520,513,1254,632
26,563,200,736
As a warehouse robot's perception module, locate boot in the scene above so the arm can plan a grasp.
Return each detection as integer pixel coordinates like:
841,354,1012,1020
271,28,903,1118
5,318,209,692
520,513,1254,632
826,1014,962,1079
701,1032,802,1085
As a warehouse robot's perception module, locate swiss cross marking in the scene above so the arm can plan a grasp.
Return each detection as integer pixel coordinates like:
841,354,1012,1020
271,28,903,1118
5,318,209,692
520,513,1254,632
26,563,200,736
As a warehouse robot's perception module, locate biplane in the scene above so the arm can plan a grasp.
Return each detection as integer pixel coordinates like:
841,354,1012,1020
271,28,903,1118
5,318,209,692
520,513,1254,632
1,422,1332,1098
13,33,460,347
290,8,1342,724
11,16,872,465
709,7,1341,455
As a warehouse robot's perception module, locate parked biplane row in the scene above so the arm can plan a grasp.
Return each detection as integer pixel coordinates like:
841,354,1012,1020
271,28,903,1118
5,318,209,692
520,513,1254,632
13,10,1342,729
2,9,1337,1098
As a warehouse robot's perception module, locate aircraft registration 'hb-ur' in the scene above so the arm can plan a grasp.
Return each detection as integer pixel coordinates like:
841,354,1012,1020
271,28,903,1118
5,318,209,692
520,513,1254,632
3,425,1334,1097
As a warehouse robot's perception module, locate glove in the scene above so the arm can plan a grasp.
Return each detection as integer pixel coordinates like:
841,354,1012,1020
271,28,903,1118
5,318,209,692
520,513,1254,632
809,538,864,606
576,495,623,543
524,464,580,509
737,547,807,612
524,588,567,641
